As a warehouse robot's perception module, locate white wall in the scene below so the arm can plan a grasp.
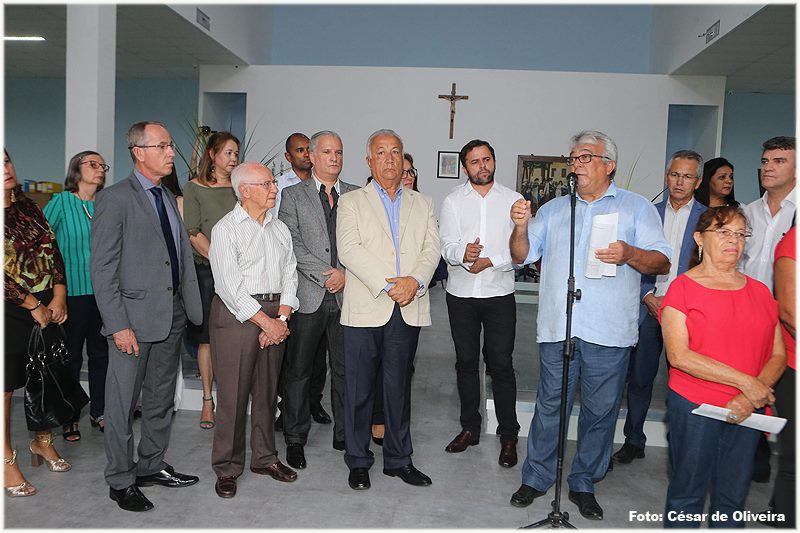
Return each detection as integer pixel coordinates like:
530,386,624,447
650,4,763,74
199,65,726,210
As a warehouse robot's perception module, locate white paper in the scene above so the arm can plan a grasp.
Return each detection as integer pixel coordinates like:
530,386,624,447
585,212,618,279
691,404,787,434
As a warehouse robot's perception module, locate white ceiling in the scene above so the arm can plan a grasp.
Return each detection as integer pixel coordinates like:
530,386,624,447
3,4,796,93
672,4,795,94
4,4,245,79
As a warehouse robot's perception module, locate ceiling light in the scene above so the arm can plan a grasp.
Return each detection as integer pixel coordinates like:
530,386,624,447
4,36,46,42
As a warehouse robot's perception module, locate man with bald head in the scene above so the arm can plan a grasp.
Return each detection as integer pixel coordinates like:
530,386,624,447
92,120,203,512
337,129,441,491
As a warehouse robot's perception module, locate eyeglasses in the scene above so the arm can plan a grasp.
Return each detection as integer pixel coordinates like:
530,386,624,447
667,171,699,181
242,180,277,189
402,168,417,179
565,153,611,166
130,142,175,151
702,228,752,241
80,160,110,172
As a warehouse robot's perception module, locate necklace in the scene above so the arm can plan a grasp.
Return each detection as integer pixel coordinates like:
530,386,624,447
81,203,92,220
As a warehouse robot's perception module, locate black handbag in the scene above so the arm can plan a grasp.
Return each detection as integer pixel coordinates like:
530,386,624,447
23,324,90,431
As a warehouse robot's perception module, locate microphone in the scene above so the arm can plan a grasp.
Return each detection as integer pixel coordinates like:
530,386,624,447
567,172,578,197
650,186,668,202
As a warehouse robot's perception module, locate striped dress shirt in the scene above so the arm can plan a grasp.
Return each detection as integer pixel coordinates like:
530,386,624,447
209,202,300,322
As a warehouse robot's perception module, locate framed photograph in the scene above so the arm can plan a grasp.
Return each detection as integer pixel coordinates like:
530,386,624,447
437,151,461,179
516,155,570,216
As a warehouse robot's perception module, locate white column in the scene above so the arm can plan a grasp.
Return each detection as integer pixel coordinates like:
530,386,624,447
65,5,116,182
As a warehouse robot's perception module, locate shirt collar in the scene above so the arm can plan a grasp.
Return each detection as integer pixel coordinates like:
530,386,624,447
760,186,797,211
232,202,273,227
134,169,160,191
667,196,694,214
578,180,616,204
462,180,497,197
372,178,402,199
313,175,339,194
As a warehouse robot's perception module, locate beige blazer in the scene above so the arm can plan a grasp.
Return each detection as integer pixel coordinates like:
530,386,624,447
336,183,441,327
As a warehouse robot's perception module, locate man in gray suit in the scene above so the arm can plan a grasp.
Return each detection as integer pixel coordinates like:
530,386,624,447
278,130,358,468
91,121,202,512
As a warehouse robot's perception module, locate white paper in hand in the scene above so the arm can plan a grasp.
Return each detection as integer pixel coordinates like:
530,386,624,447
585,212,618,279
691,403,787,434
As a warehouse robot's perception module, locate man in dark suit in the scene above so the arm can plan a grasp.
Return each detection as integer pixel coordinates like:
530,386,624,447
91,121,202,512
278,130,359,468
613,149,707,465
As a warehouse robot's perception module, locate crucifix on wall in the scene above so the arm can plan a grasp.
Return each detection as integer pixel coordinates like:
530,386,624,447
438,83,469,139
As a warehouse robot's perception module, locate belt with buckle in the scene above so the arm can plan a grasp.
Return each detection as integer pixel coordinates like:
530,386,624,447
251,293,281,302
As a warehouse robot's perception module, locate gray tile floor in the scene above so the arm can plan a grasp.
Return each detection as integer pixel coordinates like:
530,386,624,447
5,285,775,528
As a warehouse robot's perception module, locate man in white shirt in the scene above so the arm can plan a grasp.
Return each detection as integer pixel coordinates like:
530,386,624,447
613,150,707,466
439,139,522,468
742,136,796,290
270,132,312,218
208,162,300,498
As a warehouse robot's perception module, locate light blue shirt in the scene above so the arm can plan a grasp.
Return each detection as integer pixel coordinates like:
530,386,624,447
524,182,671,347
134,170,182,272
373,179,403,292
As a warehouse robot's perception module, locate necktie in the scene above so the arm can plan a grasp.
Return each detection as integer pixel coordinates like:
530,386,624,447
149,187,180,289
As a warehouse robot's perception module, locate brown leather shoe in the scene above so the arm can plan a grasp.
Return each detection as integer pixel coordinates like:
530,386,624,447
215,476,237,498
445,429,479,453
250,461,297,482
499,439,518,468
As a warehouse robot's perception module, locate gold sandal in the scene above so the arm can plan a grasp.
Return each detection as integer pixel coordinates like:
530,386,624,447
4,450,37,497
199,396,215,429
29,434,71,472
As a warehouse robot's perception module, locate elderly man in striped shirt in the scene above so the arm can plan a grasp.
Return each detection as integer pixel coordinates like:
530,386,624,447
208,161,300,498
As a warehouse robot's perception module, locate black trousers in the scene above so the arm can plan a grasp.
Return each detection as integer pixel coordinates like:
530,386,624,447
445,292,520,441
282,294,345,445
774,367,795,527
343,304,420,470
277,333,328,416
66,294,109,421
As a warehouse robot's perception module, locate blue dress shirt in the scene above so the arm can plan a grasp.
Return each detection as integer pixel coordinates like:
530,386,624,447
524,182,671,347
135,170,182,272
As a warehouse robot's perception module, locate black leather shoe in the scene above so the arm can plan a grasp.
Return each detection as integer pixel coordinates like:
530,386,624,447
286,443,306,469
215,476,237,498
383,464,432,486
510,484,546,508
612,443,645,464
310,404,332,424
568,491,603,520
275,413,284,432
348,468,370,490
136,465,199,488
332,439,345,451
109,485,154,512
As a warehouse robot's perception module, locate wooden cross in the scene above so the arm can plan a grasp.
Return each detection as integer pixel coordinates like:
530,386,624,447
438,83,469,139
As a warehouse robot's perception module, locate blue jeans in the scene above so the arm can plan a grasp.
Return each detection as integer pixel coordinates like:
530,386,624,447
622,314,664,448
521,338,631,493
664,390,761,528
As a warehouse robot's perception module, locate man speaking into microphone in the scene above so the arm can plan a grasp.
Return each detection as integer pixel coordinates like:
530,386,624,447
507,130,671,520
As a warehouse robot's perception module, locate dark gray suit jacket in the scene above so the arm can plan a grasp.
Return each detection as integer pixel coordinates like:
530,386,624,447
278,177,359,314
90,171,202,341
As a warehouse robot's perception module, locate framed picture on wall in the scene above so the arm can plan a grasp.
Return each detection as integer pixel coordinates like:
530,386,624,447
437,151,461,179
516,155,570,216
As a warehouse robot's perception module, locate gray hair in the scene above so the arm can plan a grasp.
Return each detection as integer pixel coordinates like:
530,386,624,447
666,149,704,177
569,130,618,179
126,121,167,161
230,161,269,200
366,129,403,157
309,130,342,152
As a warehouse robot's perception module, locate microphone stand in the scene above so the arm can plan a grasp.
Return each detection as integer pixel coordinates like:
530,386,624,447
523,172,581,530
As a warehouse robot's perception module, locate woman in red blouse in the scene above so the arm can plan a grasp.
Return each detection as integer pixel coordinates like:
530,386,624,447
660,205,786,527
4,150,72,498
